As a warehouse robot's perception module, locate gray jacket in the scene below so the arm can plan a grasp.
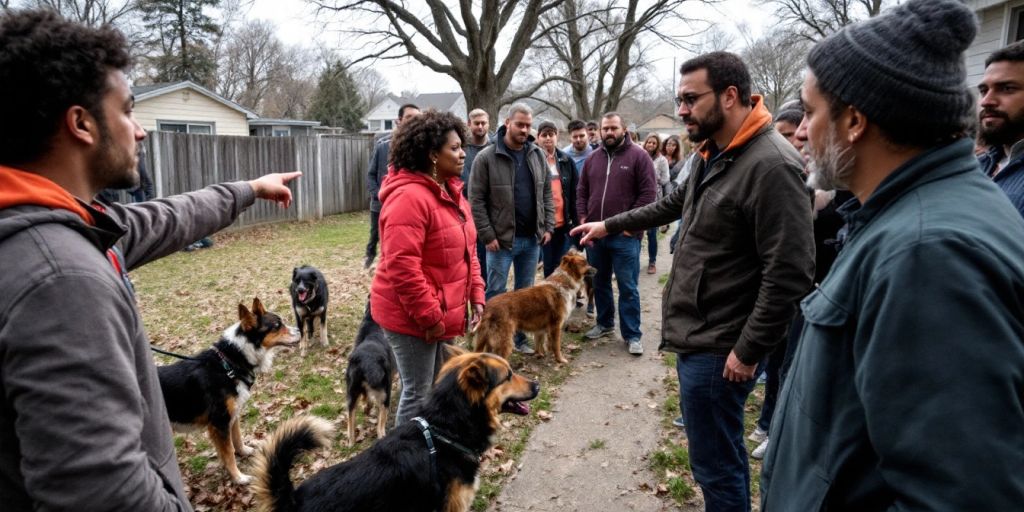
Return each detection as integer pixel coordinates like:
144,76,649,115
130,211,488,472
469,126,553,248
367,135,391,212
0,182,256,511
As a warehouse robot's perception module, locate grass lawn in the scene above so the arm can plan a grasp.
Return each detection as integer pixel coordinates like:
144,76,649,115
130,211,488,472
133,211,578,511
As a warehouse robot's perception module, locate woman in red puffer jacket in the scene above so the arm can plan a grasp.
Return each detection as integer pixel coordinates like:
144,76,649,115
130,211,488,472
370,110,486,426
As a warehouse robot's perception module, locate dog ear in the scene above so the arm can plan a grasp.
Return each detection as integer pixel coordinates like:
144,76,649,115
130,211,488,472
252,297,267,317
293,267,299,280
238,303,257,330
456,358,491,405
442,343,468,361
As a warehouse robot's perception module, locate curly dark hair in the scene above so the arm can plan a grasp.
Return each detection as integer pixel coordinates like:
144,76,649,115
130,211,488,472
680,51,752,107
389,109,466,173
0,9,131,165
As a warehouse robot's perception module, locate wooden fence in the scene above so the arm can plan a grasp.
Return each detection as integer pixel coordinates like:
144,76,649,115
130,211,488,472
142,132,374,229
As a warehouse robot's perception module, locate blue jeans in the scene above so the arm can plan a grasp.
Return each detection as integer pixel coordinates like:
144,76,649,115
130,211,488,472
541,226,572,277
384,329,446,426
486,236,540,347
586,233,641,341
646,227,658,264
756,340,786,432
678,353,764,512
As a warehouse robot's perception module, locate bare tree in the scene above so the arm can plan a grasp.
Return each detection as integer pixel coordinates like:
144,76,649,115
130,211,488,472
27,0,135,25
307,0,569,123
260,45,318,119
217,19,284,110
741,27,810,112
760,0,885,42
351,65,390,112
525,0,701,121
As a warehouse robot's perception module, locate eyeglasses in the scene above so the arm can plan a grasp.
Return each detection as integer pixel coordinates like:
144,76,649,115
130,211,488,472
674,90,715,108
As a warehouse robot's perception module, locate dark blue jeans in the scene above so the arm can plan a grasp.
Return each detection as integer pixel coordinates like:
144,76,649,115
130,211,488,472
586,233,641,341
756,341,785,432
475,239,488,285
678,353,764,512
646,227,658,264
541,226,572,277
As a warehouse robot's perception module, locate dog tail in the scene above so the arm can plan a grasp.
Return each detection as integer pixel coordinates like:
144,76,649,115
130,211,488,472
251,415,334,512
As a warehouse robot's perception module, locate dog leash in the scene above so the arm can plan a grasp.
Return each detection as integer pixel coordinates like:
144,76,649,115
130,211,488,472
411,416,481,485
149,345,255,387
149,345,200,361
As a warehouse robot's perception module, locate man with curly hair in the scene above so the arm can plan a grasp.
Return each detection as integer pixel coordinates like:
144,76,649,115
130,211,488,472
0,10,300,511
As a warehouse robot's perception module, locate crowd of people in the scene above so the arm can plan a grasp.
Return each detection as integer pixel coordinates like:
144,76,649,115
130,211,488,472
2,0,1024,510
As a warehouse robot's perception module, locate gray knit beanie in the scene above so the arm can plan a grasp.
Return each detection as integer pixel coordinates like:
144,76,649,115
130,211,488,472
807,0,977,138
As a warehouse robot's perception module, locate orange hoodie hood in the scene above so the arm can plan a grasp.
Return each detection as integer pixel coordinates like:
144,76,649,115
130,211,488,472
698,94,773,160
0,165,94,225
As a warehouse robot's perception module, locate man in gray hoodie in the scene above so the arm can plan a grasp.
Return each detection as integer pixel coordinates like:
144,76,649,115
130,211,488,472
0,10,299,511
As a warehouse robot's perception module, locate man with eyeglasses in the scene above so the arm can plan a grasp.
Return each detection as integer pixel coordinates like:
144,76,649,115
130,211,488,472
572,51,813,511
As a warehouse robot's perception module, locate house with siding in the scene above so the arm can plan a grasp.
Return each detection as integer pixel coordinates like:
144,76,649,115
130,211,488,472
966,1,1024,86
131,81,257,136
362,92,467,134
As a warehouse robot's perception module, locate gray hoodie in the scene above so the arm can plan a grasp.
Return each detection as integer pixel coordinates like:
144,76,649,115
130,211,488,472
0,182,255,511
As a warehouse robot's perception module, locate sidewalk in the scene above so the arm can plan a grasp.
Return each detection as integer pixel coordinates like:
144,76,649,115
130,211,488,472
493,237,698,512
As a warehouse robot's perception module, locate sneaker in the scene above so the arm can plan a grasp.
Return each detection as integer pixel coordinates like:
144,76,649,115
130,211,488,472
363,255,375,269
515,344,535,355
756,370,767,384
584,324,614,339
646,263,656,274
751,438,769,460
748,427,768,444
627,338,643,355
672,416,686,428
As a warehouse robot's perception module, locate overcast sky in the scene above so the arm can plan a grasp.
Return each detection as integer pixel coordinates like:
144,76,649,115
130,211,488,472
245,0,774,95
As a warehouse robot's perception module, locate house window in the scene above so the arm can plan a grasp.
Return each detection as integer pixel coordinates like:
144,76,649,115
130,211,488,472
272,128,291,137
1011,6,1024,43
384,119,393,130
157,121,215,135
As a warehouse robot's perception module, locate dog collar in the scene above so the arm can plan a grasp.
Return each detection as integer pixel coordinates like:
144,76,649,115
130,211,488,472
213,347,255,387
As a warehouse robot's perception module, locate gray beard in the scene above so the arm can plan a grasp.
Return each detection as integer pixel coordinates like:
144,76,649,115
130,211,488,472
805,127,854,191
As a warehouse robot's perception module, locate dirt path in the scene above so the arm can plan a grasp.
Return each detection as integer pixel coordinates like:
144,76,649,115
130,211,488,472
493,237,699,512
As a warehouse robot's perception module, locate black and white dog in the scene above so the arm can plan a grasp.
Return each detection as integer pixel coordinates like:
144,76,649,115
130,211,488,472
345,301,395,445
157,298,299,484
289,265,329,357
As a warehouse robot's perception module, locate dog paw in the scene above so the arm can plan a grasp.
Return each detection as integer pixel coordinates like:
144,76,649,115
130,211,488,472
234,474,254,485
238,445,255,457
557,356,569,364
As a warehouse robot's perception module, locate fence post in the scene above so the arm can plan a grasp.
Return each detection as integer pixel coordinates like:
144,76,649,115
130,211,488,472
151,135,163,198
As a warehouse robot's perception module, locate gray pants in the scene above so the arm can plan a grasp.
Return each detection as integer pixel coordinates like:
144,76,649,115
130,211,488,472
384,329,446,426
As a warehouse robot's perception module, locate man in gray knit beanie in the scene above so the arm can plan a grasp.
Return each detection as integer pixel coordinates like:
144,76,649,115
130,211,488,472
760,0,1024,510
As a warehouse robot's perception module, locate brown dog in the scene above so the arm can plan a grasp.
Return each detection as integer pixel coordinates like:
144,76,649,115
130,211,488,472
474,249,593,363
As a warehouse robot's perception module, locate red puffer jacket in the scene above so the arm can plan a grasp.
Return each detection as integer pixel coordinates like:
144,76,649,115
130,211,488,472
370,169,486,340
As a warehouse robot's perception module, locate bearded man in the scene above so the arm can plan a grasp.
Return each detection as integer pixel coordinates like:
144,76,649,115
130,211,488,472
760,1,1024,510
573,51,814,511
978,41,1024,219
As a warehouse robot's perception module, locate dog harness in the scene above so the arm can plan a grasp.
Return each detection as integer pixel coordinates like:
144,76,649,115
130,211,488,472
411,416,481,484
213,347,255,387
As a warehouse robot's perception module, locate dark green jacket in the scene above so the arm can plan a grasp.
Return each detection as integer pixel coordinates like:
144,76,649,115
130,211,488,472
761,138,1024,511
606,121,814,364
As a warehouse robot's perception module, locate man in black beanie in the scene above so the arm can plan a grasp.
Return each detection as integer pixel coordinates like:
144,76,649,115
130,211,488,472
760,1,1024,510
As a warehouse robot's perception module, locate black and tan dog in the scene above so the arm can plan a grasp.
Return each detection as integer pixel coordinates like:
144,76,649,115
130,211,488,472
157,298,299,484
290,265,329,357
252,348,539,512
345,300,395,446
474,250,594,363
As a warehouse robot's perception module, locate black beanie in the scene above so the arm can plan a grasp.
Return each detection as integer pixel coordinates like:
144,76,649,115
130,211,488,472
807,0,978,136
